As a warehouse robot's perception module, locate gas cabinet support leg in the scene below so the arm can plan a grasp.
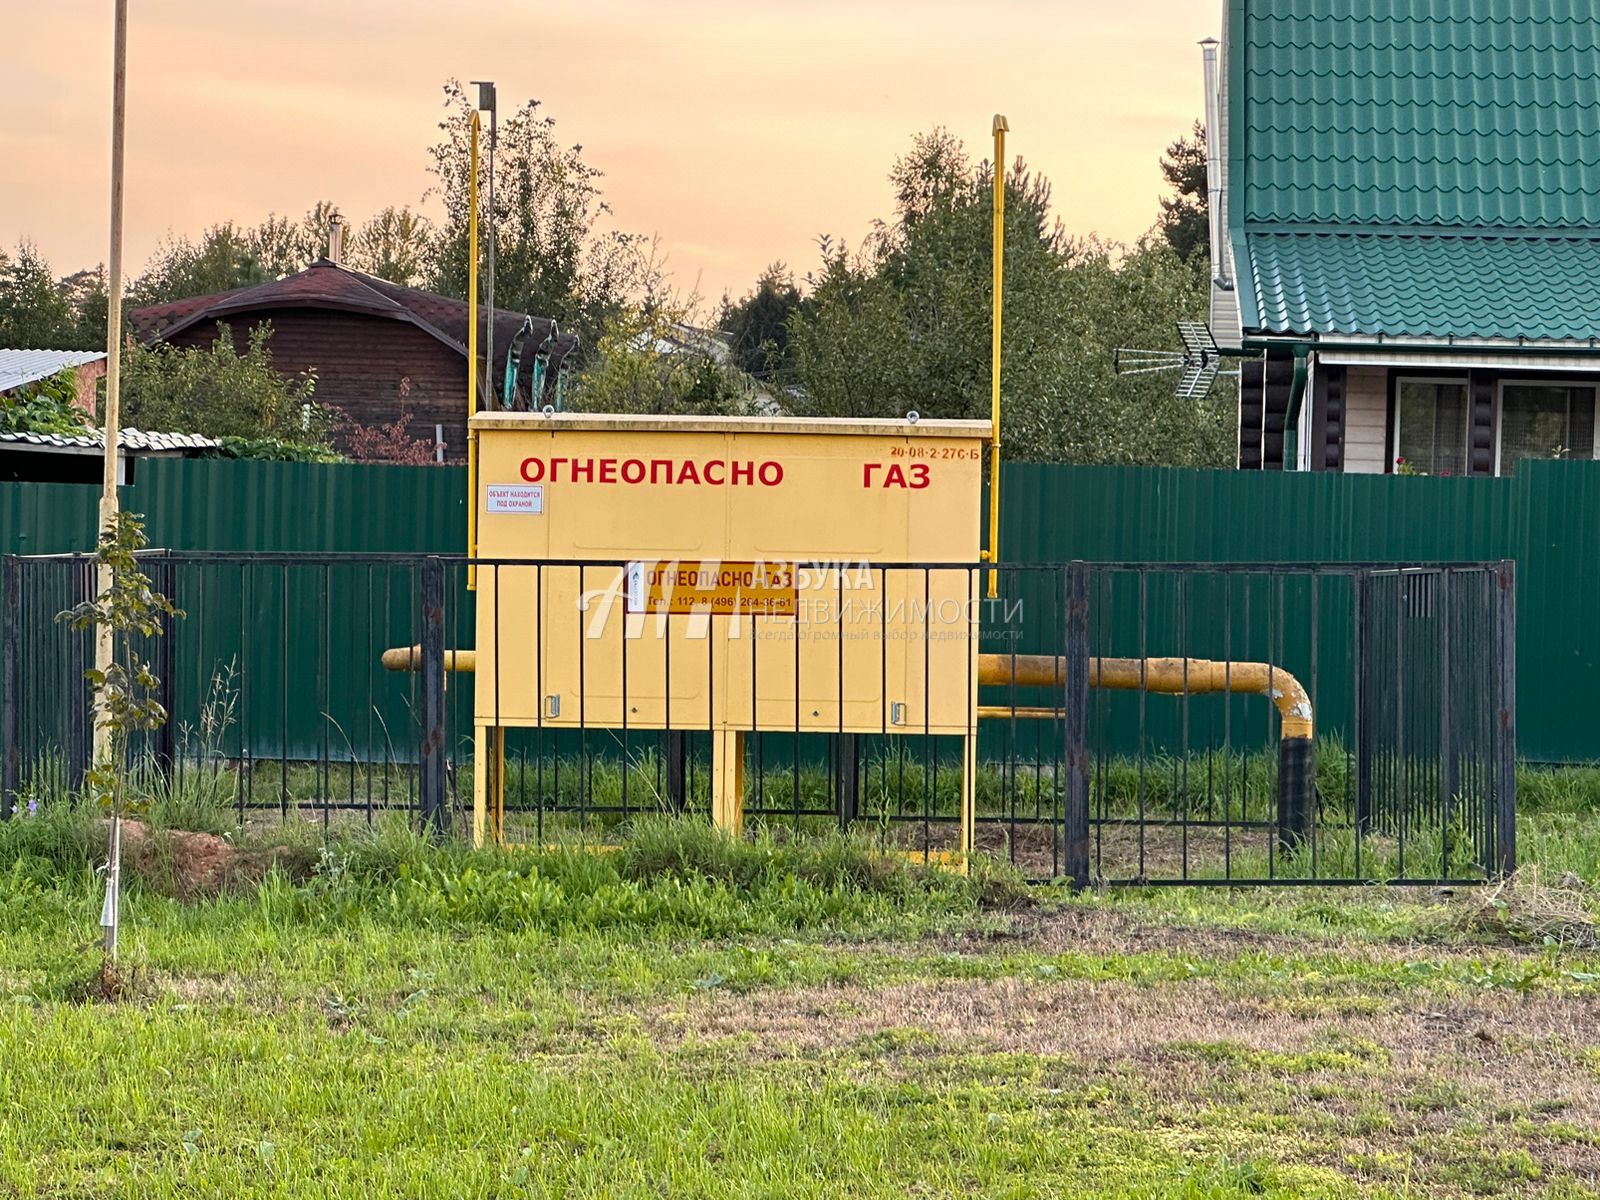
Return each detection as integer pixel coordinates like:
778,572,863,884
959,734,977,873
711,729,744,835
472,723,490,848
490,726,506,844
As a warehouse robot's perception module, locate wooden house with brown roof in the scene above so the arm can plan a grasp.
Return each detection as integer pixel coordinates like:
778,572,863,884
132,261,578,463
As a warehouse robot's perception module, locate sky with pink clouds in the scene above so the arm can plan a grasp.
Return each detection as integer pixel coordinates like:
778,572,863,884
1,0,1219,303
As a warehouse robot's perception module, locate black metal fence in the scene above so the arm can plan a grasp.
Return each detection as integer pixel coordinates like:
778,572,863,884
0,552,1516,886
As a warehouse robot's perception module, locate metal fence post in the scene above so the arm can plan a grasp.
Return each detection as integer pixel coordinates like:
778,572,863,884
1494,559,1517,876
2,557,18,820
418,557,448,835
1354,570,1372,839
836,733,859,828
67,556,93,791
666,730,687,812
1062,563,1091,890
152,553,177,776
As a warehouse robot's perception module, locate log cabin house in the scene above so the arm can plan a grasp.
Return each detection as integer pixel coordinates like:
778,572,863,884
133,260,578,463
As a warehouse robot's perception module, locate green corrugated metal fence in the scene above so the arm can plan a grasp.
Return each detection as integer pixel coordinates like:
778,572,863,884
0,459,464,557
1002,461,1579,762
3,456,1585,760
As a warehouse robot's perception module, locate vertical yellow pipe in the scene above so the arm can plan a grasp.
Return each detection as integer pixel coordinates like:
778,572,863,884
467,110,481,591
472,724,487,847
490,726,506,844
987,115,1008,600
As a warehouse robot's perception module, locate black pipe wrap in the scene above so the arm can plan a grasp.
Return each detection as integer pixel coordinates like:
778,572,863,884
1277,736,1315,850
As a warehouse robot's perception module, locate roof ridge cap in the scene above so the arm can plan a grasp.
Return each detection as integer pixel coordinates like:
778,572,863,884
320,260,411,311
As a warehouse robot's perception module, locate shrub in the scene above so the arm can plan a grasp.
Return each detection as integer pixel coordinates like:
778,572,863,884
115,323,330,445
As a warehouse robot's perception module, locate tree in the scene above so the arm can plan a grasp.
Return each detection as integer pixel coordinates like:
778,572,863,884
115,322,328,447
567,304,763,417
1157,121,1209,264
248,213,309,280
299,201,345,265
719,263,802,381
242,202,347,278
58,511,179,971
427,80,662,355
1011,237,1232,466
350,207,434,286
60,267,109,348
788,129,1231,467
0,242,77,348
789,130,1060,426
130,224,270,307
0,247,108,350
786,240,913,419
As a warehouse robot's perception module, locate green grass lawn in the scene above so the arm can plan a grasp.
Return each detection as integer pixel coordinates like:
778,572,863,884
2,806,1600,1198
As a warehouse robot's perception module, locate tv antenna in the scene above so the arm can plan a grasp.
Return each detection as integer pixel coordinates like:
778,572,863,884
1114,321,1234,399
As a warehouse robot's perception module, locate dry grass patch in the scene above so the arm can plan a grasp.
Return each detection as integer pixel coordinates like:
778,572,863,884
651,975,1596,1065
1437,868,1600,950
649,973,1600,1193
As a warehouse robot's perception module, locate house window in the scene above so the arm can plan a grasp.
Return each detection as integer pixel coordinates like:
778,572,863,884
1499,384,1596,475
1393,378,1468,475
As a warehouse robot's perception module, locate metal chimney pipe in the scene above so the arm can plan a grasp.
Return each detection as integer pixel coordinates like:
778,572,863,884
329,217,345,265
1200,38,1230,288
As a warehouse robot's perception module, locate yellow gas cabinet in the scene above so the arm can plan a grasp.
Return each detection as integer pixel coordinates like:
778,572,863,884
469,411,989,846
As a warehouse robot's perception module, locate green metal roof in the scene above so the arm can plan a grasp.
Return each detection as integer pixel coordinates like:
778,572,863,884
1230,0,1600,341
1247,232,1600,340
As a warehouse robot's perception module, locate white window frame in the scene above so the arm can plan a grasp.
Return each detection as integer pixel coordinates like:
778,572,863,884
1493,379,1600,477
1390,375,1471,476
1295,359,1314,471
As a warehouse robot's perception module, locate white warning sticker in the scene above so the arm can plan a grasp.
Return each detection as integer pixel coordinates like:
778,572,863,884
485,483,545,514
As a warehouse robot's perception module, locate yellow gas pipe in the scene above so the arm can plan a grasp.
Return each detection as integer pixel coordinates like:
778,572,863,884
985,114,1008,600
466,109,482,592
975,653,1313,739
381,646,477,673
379,646,1311,740
381,645,1317,850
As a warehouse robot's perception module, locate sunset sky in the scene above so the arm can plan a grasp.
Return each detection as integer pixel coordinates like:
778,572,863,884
2,0,1218,306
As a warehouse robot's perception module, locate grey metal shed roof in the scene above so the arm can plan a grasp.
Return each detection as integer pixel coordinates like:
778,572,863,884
0,429,218,453
0,350,105,393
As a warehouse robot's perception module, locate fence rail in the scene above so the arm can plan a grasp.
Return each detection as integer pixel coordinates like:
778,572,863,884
0,551,1515,886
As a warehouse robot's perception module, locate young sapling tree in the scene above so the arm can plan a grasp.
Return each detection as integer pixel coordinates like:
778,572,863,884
58,512,180,965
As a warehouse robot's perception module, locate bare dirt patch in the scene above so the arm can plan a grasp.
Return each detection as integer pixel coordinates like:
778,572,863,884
112,820,316,898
